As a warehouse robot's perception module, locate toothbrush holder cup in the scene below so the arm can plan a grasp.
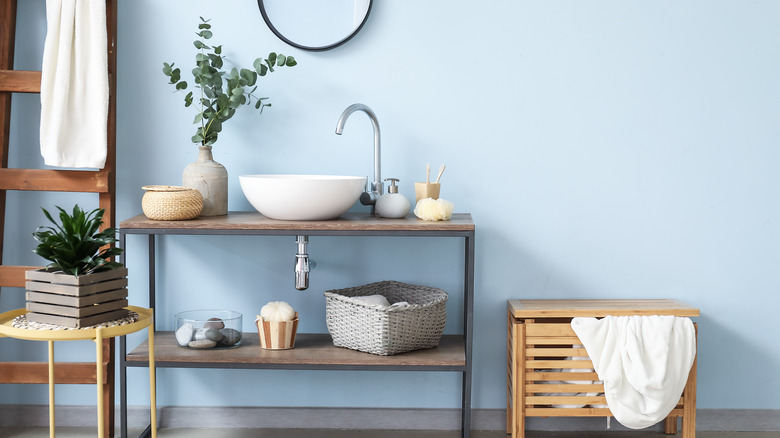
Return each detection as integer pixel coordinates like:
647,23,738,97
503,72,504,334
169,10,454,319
414,182,440,203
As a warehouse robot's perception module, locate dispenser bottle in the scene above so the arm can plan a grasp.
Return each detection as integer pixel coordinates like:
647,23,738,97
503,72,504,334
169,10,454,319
375,178,411,218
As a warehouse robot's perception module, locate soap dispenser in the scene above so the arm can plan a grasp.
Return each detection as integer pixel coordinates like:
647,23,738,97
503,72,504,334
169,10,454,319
375,178,411,218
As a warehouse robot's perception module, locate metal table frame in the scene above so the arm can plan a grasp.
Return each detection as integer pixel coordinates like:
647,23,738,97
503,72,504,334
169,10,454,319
118,213,475,438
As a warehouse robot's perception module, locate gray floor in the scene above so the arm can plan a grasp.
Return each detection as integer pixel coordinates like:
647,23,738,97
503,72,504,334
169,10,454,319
0,428,779,438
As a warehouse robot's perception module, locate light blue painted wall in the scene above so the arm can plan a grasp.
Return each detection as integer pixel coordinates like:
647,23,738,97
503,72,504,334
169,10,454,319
2,0,779,411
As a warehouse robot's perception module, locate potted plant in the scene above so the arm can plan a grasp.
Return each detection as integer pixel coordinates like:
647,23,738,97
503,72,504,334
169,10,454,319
163,17,297,216
26,205,129,327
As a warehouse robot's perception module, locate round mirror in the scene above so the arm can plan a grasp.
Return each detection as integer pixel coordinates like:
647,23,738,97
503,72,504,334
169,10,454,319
258,0,373,52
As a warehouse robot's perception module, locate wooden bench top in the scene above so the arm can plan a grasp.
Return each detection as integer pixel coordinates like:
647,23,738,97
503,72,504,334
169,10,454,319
508,299,699,318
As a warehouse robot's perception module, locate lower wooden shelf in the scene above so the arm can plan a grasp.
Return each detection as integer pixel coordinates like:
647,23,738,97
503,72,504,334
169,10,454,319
126,332,467,371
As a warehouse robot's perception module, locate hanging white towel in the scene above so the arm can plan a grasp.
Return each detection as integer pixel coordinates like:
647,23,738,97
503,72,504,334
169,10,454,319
571,315,696,430
40,0,108,169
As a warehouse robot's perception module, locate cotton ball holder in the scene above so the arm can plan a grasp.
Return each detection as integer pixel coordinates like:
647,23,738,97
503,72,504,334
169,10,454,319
256,301,299,350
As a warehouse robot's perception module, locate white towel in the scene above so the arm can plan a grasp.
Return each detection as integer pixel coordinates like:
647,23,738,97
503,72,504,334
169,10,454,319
40,0,108,169
571,315,696,429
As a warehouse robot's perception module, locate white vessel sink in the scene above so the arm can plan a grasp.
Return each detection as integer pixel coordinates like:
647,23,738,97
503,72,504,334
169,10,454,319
239,174,367,220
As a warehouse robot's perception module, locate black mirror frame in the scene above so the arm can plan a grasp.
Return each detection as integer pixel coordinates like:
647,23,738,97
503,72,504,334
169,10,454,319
258,0,373,52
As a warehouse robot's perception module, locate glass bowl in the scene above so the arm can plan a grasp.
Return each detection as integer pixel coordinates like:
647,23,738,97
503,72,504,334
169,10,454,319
174,309,242,349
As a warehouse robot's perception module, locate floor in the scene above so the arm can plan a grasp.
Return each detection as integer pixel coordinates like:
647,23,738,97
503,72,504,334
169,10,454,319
0,429,778,438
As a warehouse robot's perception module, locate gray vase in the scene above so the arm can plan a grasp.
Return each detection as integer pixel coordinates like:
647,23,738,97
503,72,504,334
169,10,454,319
183,146,228,216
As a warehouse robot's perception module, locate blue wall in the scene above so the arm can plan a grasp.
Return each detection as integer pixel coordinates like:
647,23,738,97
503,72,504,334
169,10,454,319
2,0,779,411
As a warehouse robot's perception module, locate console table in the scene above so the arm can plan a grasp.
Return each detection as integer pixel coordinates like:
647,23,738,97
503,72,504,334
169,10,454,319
118,212,475,438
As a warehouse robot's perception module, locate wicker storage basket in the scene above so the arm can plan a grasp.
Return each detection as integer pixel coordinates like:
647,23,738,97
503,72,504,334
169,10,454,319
324,281,448,356
142,185,203,220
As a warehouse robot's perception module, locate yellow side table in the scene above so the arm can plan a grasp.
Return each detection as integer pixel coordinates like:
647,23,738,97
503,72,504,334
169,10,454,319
0,306,157,438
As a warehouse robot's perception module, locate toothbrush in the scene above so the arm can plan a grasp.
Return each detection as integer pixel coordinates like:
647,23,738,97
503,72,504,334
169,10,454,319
435,164,446,183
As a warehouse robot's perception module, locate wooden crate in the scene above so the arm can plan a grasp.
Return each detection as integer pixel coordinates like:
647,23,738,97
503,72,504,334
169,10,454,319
507,299,699,438
25,267,129,328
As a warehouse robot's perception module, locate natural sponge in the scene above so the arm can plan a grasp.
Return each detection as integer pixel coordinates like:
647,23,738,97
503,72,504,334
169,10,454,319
414,198,454,221
260,301,296,322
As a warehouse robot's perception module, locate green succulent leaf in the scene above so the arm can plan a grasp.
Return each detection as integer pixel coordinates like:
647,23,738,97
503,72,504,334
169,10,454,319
32,205,123,277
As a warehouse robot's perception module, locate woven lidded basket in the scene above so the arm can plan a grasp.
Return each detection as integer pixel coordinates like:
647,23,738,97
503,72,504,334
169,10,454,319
324,281,448,356
141,185,203,220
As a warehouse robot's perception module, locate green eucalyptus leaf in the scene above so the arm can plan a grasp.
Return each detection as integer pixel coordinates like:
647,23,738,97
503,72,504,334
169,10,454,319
277,54,286,67
198,23,211,30
286,56,297,67
162,62,172,75
176,81,188,90
268,52,277,65
199,30,213,39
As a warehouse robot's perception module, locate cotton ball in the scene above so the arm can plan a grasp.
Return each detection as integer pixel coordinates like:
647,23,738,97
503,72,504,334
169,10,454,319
260,301,296,322
414,198,454,221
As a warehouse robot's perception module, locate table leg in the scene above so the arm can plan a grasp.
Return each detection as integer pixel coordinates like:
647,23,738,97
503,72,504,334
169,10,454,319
96,328,104,438
149,319,157,438
48,340,55,438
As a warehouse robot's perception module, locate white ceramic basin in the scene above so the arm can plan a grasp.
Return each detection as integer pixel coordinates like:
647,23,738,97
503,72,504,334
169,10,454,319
239,174,367,220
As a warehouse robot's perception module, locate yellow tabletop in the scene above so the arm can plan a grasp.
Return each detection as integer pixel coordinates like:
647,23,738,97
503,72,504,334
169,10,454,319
0,306,153,341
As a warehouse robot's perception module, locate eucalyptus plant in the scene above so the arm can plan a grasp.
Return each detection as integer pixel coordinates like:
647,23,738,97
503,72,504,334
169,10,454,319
32,205,123,277
163,17,297,147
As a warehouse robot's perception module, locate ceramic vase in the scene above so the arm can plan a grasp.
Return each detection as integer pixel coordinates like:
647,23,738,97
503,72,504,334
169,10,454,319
182,146,227,216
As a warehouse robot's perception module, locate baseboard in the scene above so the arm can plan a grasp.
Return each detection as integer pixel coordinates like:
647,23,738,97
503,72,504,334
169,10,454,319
0,405,778,431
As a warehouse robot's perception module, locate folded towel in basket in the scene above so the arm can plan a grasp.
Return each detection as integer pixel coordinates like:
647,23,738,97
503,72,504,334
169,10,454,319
571,315,696,429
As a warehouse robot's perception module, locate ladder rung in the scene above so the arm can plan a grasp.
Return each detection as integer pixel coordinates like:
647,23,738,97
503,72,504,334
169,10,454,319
0,70,41,93
0,168,109,192
0,362,104,384
0,265,40,288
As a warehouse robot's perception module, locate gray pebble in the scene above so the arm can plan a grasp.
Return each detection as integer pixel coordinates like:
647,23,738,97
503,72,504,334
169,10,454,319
188,339,217,349
218,328,242,346
204,328,224,342
204,317,225,330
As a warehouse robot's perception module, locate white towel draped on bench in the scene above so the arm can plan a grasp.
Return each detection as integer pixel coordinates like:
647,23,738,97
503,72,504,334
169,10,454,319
40,0,108,169
571,315,696,429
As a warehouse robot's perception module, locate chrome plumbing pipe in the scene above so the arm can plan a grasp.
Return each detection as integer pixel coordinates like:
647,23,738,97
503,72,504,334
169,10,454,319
294,235,310,290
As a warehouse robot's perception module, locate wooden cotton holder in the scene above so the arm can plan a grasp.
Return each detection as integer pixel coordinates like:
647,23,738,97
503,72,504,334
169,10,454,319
256,313,299,350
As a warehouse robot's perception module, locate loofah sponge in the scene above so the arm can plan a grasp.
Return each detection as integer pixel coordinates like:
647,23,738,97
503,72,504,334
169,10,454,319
414,198,455,221
260,301,296,322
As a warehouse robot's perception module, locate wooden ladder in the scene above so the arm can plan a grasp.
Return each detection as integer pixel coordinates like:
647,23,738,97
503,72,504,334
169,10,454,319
0,1,118,435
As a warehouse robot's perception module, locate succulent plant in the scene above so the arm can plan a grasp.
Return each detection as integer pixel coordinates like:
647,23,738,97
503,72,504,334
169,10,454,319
32,205,123,276
162,17,297,147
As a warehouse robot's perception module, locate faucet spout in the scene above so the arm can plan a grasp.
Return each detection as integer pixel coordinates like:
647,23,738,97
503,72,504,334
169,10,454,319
335,103,382,213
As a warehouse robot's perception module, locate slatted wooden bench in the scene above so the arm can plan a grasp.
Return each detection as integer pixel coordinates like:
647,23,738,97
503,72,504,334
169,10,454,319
507,299,699,438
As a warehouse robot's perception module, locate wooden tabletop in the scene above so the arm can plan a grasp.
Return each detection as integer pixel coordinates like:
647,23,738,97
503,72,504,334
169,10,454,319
120,212,474,233
508,299,700,318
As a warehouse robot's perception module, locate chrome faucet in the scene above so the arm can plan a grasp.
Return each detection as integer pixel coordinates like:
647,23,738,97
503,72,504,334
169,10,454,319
335,103,383,213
